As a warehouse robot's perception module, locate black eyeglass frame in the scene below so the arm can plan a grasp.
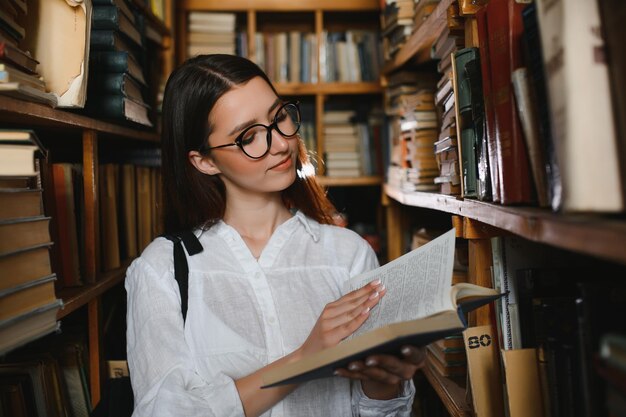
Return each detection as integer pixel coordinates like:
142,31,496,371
204,101,301,160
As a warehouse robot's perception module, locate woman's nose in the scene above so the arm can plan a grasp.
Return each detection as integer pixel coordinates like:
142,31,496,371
269,127,289,153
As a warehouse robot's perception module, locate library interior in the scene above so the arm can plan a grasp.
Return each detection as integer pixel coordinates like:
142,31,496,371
0,0,625,416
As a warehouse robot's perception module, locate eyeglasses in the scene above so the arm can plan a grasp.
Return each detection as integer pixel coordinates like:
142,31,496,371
205,101,301,159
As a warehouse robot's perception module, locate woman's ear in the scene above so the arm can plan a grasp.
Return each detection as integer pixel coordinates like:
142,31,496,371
188,150,222,176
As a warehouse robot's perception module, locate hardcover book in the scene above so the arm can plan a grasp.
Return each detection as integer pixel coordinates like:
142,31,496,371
261,229,502,387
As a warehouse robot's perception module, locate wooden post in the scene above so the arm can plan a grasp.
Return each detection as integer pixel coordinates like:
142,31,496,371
88,298,101,407
386,199,404,261
82,130,99,283
247,10,256,61
461,217,502,326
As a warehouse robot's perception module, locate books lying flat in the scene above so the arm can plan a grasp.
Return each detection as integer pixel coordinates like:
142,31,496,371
0,217,51,255
261,229,502,387
90,50,146,85
0,188,42,220
0,300,62,355
87,95,152,127
0,243,53,293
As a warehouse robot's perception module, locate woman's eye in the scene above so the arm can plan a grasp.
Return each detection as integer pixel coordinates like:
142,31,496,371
275,111,287,122
241,135,255,145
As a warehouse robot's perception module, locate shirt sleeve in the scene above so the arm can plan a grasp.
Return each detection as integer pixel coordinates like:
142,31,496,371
125,254,246,417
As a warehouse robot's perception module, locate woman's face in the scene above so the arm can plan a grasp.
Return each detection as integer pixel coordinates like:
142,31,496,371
192,76,299,194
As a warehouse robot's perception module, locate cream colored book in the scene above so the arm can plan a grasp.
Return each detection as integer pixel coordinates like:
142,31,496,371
262,229,502,387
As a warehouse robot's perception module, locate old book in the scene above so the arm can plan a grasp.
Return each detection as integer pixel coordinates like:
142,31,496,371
464,324,506,417
484,0,532,205
0,188,42,220
89,72,144,103
90,50,146,85
511,67,549,207
598,0,626,211
0,130,43,177
427,346,467,377
92,6,142,47
536,0,623,212
100,164,120,271
0,300,62,355
0,274,57,321
0,217,50,255
21,0,91,107
119,164,137,260
501,348,545,417
0,41,38,74
86,95,152,127
521,3,561,210
261,229,502,387
0,243,53,293
476,6,501,202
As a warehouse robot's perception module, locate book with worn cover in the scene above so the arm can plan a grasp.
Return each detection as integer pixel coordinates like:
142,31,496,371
261,229,502,387
92,6,143,47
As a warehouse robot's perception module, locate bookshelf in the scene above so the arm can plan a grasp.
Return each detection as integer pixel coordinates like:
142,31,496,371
381,1,626,416
0,1,174,411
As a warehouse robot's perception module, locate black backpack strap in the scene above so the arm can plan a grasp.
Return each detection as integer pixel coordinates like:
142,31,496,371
161,231,203,322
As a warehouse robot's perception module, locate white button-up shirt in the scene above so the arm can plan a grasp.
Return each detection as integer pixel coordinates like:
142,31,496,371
126,211,415,417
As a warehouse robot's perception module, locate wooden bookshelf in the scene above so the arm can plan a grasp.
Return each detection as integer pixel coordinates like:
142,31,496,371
57,261,132,320
382,0,456,74
275,82,383,96
0,96,160,142
318,175,382,187
423,363,472,417
182,0,379,11
385,185,626,266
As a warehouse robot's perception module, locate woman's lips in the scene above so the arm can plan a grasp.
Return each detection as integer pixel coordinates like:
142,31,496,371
270,156,293,171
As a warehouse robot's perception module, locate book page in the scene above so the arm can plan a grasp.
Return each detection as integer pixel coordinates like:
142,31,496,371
343,228,456,336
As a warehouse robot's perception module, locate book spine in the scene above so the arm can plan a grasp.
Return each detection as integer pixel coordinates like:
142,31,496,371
485,0,532,205
90,51,130,73
476,7,501,202
90,73,125,95
92,6,120,30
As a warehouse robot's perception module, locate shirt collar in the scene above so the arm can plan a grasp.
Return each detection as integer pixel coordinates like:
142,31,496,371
293,210,321,243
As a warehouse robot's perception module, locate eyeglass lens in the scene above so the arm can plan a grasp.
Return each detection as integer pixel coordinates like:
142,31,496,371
240,103,300,158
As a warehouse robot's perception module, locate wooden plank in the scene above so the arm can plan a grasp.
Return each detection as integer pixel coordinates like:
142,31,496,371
88,298,101,407
315,93,325,175
317,176,382,187
424,362,473,417
384,185,626,265
57,262,130,319
247,10,256,61
183,0,379,11
462,218,503,239
275,82,383,96
382,0,456,74
468,239,493,326
0,96,159,141
82,131,99,284
176,6,188,65
386,199,404,261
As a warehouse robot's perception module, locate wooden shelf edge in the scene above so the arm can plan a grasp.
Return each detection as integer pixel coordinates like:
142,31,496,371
57,261,132,319
382,0,456,75
318,176,382,187
182,0,380,11
423,363,473,417
0,96,160,142
275,82,383,95
384,184,626,265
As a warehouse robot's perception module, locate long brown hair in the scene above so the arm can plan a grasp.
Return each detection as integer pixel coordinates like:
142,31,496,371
161,54,336,233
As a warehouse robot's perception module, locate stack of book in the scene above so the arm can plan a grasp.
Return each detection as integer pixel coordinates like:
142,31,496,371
187,12,237,56
432,2,464,196
427,335,467,379
0,130,62,355
381,0,415,60
0,0,57,107
323,110,362,177
413,0,440,32
87,0,151,126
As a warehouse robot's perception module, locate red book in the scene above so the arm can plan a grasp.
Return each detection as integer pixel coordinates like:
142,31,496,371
484,0,532,204
476,7,501,203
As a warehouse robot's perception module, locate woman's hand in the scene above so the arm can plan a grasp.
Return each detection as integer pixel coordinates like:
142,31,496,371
298,280,386,357
335,346,427,400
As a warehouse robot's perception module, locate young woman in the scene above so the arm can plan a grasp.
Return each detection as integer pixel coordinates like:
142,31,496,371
126,54,425,417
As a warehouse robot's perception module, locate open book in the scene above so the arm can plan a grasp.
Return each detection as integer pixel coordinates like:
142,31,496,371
261,228,502,387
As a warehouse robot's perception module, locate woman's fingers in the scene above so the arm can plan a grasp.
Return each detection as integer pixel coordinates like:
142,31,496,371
324,281,385,319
